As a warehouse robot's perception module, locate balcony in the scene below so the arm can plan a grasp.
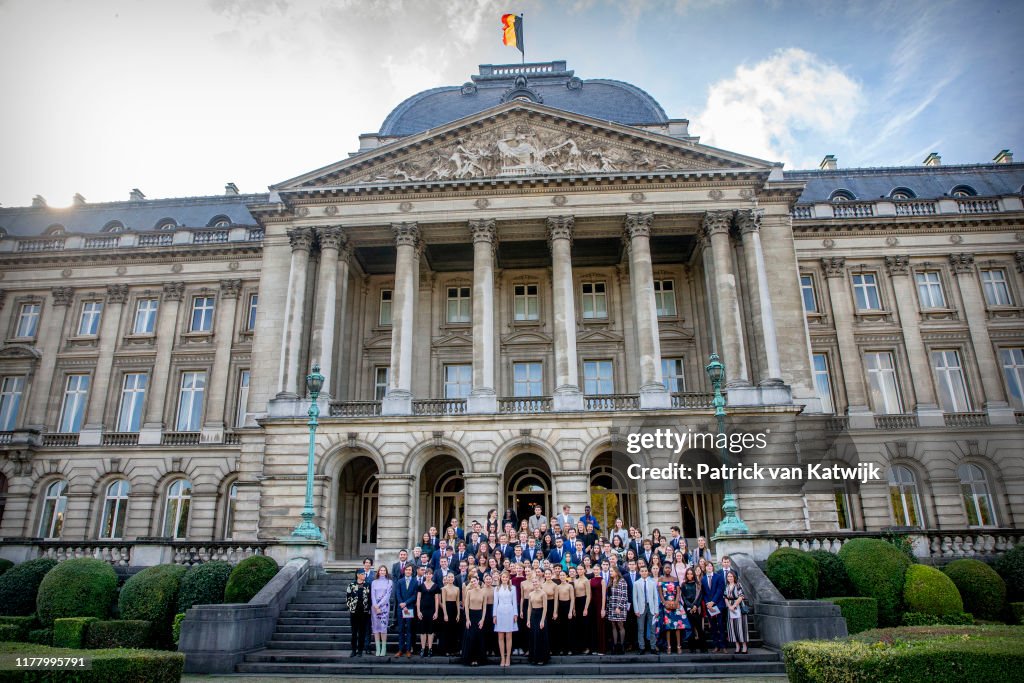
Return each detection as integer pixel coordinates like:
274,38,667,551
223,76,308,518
161,431,201,446
874,413,918,429
17,238,64,252
412,399,467,416
792,193,1020,221
956,198,1000,214
0,432,11,445
894,200,937,216
102,432,139,446
192,229,229,244
329,400,382,417
41,433,79,447
943,412,989,428
670,392,715,409
498,397,553,413
138,233,173,247
585,394,639,411
832,202,874,218
767,528,1024,561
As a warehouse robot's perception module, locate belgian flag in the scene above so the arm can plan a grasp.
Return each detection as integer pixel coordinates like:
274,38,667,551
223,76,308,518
501,13,524,55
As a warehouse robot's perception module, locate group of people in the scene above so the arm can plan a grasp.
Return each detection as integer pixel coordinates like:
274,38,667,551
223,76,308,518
344,505,750,665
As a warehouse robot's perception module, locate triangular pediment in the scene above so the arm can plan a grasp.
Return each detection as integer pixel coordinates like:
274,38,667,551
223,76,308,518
577,329,623,343
274,102,775,190
432,332,473,348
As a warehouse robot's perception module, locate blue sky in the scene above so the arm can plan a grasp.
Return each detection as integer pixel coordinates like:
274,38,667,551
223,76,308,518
0,0,1020,206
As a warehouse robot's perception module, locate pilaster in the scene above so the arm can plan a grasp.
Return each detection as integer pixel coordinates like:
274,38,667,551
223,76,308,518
547,216,584,411
80,284,129,445
140,281,184,444
382,222,420,416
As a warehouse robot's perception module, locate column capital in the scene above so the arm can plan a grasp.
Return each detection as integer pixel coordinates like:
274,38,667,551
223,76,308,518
736,208,763,235
106,284,129,304
702,210,733,238
1016,251,1024,274
51,286,74,306
821,256,846,278
949,252,975,275
623,212,654,239
162,281,185,301
317,225,347,252
546,215,575,246
884,255,910,276
468,218,497,244
391,221,420,247
219,278,242,299
287,226,314,252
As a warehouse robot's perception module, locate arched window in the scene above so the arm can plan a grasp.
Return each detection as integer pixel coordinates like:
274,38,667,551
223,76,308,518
506,466,551,523
155,218,177,231
434,471,465,532
360,476,378,544
223,480,238,540
889,187,916,200
102,220,126,233
958,464,996,527
99,479,130,539
44,224,66,236
590,464,636,531
38,480,68,539
950,185,977,198
162,478,192,539
208,215,232,228
830,189,856,202
888,465,922,527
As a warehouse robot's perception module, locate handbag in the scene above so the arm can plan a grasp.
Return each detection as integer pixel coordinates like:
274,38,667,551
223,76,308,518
740,602,750,615
664,599,678,611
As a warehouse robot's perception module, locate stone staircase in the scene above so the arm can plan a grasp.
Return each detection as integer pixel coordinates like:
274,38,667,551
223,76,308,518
237,570,786,677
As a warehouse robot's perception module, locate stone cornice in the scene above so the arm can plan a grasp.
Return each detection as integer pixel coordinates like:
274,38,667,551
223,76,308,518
0,243,262,269
792,213,1024,237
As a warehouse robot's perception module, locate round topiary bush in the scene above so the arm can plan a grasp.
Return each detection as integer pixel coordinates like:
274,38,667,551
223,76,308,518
224,555,279,604
0,559,14,577
838,538,912,626
0,558,58,616
118,564,187,646
903,564,963,617
36,557,118,627
765,548,819,599
994,544,1024,601
943,558,1006,620
177,561,233,612
809,550,852,598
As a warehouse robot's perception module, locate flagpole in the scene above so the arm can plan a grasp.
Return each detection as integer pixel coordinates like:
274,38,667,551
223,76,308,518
521,13,525,65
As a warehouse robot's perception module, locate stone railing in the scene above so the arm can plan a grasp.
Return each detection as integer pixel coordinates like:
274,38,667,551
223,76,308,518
0,432,11,445
875,413,918,430
162,431,201,446
35,541,134,567
957,198,1000,214
766,528,1023,562
832,202,875,218
412,398,467,416
223,431,242,445
1017,411,1024,425
894,200,937,216
193,229,230,244
17,238,65,252
247,228,265,241
585,394,640,411
329,400,382,417
671,392,715,409
791,206,813,220
825,415,850,432
83,236,119,249
944,411,989,428
40,433,78,447
102,432,139,446
170,541,270,566
791,194,1017,221
498,396,553,413
138,233,174,247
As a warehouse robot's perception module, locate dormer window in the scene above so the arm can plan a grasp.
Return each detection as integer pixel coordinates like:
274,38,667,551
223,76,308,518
208,215,232,228
829,190,855,202
44,224,66,236
950,185,977,198
156,219,178,231
102,220,126,233
889,187,916,200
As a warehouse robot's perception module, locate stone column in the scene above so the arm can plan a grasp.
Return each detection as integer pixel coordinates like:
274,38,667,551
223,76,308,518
468,219,498,413
276,227,313,399
552,470,590,515
200,279,241,442
309,226,347,398
463,473,502,527
382,222,420,416
25,287,73,430
949,253,1015,424
737,209,784,386
547,216,584,411
821,257,872,427
374,473,416,565
79,284,129,444
624,213,670,408
885,256,942,426
140,282,184,444
703,211,750,387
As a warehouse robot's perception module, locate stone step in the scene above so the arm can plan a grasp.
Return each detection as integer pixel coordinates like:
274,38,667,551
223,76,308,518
279,609,350,617
245,648,780,665
277,618,351,627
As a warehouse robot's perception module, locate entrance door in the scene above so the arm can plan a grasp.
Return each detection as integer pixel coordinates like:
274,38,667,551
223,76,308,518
515,493,546,525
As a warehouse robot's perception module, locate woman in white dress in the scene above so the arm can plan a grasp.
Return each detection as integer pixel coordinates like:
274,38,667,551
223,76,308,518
493,570,519,668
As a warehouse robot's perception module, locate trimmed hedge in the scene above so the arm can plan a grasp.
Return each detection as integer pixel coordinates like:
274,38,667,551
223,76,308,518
172,613,185,646
838,538,912,626
995,545,1024,601
943,558,1006,620
0,558,58,616
783,625,1024,682
765,548,818,600
0,559,13,577
177,560,232,612
824,597,877,634
0,641,184,682
808,550,851,598
27,628,51,646
117,564,186,646
901,611,974,626
0,625,22,642
52,617,98,649
224,555,279,604
903,564,963,617
1010,602,1024,625
0,616,37,641
36,558,118,627
82,620,152,650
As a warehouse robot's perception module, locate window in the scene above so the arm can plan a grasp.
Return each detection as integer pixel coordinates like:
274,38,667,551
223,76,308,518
133,298,159,334
374,366,389,401
800,275,818,313
176,371,206,431
379,289,393,326
950,185,976,198
59,374,90,433
958,464,996,527
513,283,539,321
834,487,853,530
77,301,103,336
117,373,148,432
662,357,685,392
812,353,835,414
443,364,472,399
15,303,41,338
581,281,607,319
851,273,882,310
162,479,192,539
246,294,258,331
932,350,971,412
864,352,903,414
235,370,250,428
889,465,922,527
99,479,130,540
583,360,614,395
890,188,915,200
654,280,676,317
915,271,946,309
1000,348,1024,409
190,296,215,332
446,286,471,323
513,362,543,397
980,269,1012,306
37,480,68,539
830,190,855,202
223,481,238,540
0,376,25,431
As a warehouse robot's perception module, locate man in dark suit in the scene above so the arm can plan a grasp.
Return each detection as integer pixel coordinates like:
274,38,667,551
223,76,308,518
569,540,586,568
448,517,465,541
455,560,469,588
395,564,417,657
436,557,454,584
639,539,655,567
523,537,541,562
430,540,448,570
546,537,567,566
391,549,410,586
623,558,639,649
669,525,682,551
511,545,526,566
703,560,728,653
496,534,515,560
581,523,598,552
453,541,469,567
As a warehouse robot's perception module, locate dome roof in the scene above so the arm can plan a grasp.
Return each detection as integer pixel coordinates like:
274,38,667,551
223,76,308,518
379,60,668,137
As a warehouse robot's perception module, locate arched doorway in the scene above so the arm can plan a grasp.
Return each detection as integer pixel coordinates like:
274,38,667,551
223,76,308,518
504,453,552,524
678,449,723,542
334,456,379,560
590,452,639,530
419,454,465,534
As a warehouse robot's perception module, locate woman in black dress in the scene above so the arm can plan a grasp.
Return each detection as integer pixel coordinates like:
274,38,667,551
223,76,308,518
462,575,488,666
416,567,440,657
527,578,549,665
501,508,518,532
483,571,497,656
553,569,574,655
440,572,462,656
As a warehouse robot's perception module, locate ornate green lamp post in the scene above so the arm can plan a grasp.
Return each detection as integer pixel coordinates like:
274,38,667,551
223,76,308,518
291,364,325,540
705,353,749,536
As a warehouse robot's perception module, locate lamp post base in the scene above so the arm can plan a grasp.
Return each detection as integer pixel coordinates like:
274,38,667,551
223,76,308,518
713,494,749,536
289,512,323,541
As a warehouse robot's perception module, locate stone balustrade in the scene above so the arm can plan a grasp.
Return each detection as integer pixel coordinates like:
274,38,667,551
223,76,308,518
0,227,264,254
170,542,269,566
0,539,270,569
766,528,1023,562
792,194,1020,220
585,394,640,411
35,541,134,566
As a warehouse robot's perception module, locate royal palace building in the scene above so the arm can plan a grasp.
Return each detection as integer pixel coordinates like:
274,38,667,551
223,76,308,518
0,61,1022,568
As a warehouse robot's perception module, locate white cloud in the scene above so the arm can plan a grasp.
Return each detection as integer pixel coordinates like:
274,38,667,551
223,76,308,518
691,48,863,166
